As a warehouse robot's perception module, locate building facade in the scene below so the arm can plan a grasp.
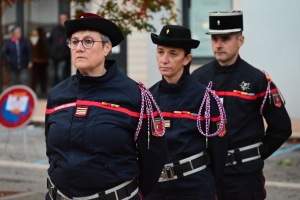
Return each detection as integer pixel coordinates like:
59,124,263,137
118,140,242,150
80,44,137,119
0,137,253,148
126,0,300,119
1,0,299,119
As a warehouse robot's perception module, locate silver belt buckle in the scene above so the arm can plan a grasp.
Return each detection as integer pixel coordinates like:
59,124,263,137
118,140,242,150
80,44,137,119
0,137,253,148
160,166,174,180
227,152,234,165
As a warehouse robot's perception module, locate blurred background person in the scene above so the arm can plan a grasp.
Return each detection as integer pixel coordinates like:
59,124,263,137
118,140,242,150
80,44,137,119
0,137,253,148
47,13,70,87
2,26,33,86
29,28,49,95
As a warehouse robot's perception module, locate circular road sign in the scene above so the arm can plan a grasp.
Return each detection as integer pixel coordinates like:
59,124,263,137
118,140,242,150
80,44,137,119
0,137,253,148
0,85,37,129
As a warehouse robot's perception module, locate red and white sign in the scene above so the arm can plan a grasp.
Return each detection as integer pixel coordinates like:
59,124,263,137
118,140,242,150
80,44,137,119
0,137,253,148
0,85,37,129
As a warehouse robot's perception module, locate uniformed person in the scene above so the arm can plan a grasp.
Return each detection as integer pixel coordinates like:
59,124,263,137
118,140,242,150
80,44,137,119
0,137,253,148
145,25,228,200
192,10,292,200
45,13,167,200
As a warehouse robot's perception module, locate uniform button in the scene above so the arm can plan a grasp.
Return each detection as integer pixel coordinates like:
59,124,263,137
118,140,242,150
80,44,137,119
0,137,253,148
56,159,61,163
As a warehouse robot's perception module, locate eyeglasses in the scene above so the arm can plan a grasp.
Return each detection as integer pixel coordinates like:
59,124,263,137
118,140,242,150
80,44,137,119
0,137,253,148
66,37,107,49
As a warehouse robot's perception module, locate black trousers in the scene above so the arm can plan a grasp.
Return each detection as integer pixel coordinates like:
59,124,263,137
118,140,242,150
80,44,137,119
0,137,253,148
217,171,266,200
145,171,217,200
7,67,28,86
45,191,143,200
145,194,216,200
31,62,48,93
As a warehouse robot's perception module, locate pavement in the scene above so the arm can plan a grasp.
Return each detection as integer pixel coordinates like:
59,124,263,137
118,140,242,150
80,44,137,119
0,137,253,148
0,100,300,199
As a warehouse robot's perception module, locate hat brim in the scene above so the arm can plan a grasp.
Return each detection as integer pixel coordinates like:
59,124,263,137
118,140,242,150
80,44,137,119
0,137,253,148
206,28,242,35
65,17,124,47
151,33,200,49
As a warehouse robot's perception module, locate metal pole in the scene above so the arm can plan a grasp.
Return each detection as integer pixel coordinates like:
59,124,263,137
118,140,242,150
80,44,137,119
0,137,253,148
16,0,24,36
23,128,27,156
0,0,3,93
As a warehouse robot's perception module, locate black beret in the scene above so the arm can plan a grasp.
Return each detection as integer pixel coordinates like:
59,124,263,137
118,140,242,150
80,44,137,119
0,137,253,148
64,13,124,47
151,25,200,49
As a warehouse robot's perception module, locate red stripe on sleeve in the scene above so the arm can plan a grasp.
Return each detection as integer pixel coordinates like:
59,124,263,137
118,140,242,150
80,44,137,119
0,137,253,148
215,88,277,100
76,100,142,117
161,112,221,122
45,102,76,114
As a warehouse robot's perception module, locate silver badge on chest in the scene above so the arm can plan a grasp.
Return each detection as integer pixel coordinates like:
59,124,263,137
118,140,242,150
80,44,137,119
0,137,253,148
239,81,250,91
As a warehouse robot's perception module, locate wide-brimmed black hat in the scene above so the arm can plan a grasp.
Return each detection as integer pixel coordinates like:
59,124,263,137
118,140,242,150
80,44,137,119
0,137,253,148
64,13,124,47
206,10,243,35
151,25,200,49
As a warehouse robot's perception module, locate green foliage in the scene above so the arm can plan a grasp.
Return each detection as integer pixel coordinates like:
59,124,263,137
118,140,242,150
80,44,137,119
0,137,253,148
69,0,178,35
278,158,292,166
3,0,178,34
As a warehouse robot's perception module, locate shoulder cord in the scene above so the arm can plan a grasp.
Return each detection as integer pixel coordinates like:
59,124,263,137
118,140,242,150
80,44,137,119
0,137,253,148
135,82,165,143
196,81,226,137
260,70,286,115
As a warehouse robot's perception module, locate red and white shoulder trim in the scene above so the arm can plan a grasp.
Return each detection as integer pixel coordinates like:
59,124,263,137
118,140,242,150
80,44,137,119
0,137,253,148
260,70,285,115
134,82,165,141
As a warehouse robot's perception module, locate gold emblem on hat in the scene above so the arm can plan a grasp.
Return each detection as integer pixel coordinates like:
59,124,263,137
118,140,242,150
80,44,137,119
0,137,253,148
166,29,170,34
217,20,220,25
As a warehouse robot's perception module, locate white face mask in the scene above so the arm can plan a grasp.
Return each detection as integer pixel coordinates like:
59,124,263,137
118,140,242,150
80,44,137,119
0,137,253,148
30,36,39,46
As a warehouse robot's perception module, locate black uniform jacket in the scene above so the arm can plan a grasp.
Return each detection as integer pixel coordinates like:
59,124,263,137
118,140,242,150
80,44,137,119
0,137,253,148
150,72,227,188
192,56,292,175
45,60,167,198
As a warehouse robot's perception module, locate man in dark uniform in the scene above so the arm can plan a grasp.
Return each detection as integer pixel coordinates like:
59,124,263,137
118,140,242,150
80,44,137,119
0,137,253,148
192,10,292,200
45,13,167,200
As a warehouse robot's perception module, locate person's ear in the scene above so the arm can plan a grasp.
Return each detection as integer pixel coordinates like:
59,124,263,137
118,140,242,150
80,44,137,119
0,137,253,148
183,54,193,66
103,43,112,56
238,35,244,47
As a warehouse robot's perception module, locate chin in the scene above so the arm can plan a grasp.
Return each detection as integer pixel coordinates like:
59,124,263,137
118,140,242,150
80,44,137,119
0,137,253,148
216,56,227,62
75,63,89,69
160,71,171,77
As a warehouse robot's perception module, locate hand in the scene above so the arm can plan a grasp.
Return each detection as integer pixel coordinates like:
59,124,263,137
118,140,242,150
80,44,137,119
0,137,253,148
28,62,33,69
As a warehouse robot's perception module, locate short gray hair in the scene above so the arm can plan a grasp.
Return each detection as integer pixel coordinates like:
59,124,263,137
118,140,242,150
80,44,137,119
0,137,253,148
99,33,112,56
100,33,111,45
11,26,21,34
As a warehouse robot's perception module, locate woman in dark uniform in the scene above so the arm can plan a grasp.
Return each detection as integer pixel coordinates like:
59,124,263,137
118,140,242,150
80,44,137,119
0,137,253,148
45,13,167,200
145,25,228,200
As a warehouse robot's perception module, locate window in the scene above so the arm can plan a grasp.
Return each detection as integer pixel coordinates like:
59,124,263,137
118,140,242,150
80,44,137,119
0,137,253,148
183,0,232,64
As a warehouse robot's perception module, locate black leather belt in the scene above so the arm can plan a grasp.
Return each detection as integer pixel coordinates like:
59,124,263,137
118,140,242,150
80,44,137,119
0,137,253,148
226,143,267,166
47,178,138,200
159,152,210,182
